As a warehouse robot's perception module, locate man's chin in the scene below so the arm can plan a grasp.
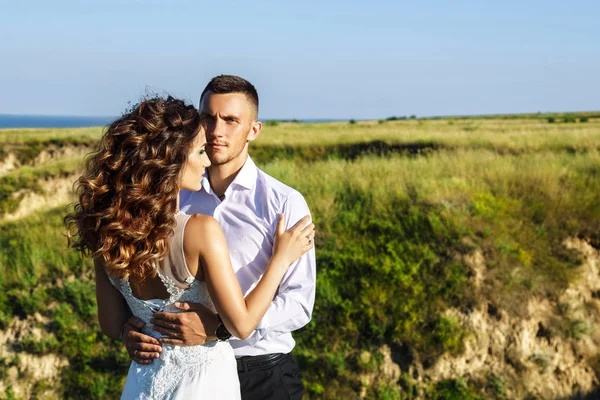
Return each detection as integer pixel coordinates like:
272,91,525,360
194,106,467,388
207,157,229,166
207,151,223,163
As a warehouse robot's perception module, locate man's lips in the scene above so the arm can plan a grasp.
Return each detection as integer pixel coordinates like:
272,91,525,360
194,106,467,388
208,143,226,147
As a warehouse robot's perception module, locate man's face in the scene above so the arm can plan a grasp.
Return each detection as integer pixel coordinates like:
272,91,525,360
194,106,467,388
199,92,260,167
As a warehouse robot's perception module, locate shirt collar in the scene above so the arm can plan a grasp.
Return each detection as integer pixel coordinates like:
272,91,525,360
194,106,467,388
231,156,258,190
200,172,212,195
200,156,257,195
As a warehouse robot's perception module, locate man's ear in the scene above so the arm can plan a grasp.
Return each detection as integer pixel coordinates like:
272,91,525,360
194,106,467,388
247,121,262,143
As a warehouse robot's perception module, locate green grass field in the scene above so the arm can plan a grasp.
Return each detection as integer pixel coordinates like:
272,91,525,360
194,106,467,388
1,115,599,399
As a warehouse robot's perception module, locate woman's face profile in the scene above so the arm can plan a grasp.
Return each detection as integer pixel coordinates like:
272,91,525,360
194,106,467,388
179,130,211,192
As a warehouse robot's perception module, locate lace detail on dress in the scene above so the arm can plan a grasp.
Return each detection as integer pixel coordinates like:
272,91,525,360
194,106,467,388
154,263,190,305
131,341,232,399
109,267,220,399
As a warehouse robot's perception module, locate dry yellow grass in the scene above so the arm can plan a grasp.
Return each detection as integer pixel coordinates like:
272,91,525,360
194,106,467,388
258,119,600,151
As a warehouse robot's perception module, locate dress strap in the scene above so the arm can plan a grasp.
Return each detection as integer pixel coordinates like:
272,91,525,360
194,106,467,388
155,212,196,290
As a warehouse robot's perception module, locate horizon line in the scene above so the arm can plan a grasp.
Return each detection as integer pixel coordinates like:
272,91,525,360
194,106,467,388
1,110,599,121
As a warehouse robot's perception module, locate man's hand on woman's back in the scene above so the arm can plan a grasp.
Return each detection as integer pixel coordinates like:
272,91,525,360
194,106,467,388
122,316,162,365
151,301,219,346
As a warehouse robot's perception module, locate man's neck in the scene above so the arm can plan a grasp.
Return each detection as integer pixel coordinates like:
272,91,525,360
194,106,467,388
207,155,248,199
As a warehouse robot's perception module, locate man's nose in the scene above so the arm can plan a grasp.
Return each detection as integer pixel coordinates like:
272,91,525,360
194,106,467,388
203,119,216,135
206,122,224,141
212,119,226,137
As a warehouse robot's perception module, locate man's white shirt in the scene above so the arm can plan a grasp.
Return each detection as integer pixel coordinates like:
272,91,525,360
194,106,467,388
179,156,316,357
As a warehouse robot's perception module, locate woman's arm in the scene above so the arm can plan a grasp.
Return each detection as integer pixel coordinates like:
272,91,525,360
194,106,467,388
185,213,313,340
94,258,131,340
95,259,164,365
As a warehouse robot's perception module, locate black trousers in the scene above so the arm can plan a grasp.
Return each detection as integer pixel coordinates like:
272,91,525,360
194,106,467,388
237,353,303,400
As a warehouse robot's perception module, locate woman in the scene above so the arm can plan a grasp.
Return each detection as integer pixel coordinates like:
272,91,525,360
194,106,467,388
65,97,315,399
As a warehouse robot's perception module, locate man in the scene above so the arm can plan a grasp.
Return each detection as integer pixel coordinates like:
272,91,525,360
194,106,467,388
121,75,316,400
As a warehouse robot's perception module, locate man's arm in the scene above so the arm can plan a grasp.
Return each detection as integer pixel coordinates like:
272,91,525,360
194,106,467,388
235,190,316,346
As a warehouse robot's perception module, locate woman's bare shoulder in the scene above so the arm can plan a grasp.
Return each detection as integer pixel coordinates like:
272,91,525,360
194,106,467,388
183,214,225,253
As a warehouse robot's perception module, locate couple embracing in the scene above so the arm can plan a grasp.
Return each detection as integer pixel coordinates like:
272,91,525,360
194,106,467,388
66,75,316,399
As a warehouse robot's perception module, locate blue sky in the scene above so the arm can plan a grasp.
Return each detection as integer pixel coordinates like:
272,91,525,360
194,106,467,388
1,0,598,119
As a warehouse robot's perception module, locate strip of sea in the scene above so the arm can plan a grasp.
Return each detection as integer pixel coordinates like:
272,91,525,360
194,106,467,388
0,115,350,129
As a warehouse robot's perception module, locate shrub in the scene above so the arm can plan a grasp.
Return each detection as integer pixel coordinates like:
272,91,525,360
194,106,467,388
349,119,357,124
20,334,60,355
429,378,483,400
3,386,17,400
547,117,556,123
486,374,508,399
528,353,552,373
580,117,589,123
427,378,483,400
567,319,591,340
386,116,407,121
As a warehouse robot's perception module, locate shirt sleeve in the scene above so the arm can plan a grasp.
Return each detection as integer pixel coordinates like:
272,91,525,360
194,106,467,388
238,190,316,346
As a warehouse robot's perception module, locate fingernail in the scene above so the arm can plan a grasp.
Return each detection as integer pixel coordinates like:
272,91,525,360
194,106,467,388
175,302,180,307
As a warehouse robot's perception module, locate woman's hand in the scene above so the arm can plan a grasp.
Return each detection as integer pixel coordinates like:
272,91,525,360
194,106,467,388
272,214,315,268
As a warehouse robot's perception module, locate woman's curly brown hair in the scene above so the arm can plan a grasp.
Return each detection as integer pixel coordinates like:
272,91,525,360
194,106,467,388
65,96,202,281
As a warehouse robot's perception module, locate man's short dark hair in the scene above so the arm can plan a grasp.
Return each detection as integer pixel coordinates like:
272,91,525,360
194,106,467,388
200,75,259,118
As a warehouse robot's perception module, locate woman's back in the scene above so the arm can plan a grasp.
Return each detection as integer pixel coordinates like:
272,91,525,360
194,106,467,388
108,212,240,399
111,212,211,331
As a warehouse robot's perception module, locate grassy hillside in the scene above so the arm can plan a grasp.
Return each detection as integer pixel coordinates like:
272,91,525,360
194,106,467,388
1,115,599,399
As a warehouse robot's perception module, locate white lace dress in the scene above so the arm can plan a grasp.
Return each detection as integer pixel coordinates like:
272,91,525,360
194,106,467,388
109,213,241,399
